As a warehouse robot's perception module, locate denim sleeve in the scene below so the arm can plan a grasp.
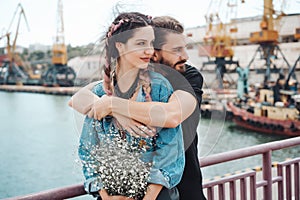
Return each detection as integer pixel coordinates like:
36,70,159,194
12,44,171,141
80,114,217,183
78,82,106,196
147,72,185,188
78,117,105,197
148,126,185,188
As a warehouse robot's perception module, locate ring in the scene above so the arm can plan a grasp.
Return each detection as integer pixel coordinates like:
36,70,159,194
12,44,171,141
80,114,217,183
139,125,146,131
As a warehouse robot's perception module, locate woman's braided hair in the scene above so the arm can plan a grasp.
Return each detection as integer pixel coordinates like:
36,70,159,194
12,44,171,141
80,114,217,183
103,12,152,95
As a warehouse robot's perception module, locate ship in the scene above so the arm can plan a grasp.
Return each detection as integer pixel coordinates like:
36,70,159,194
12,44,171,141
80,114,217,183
227,83,300,136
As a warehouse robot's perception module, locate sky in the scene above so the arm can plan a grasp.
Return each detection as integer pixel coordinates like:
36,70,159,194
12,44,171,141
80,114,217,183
0,0,299,48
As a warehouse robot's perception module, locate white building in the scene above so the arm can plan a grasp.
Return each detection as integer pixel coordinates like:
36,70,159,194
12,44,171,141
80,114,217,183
68,55,104,81
28,43,51,53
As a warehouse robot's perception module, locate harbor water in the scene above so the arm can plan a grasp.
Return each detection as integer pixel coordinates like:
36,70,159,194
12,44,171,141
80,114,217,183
0,91,300,199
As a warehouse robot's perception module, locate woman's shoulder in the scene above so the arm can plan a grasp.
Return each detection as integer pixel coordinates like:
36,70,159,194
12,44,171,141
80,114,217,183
91,81,105,96
148,70,173,102
148,70,172,89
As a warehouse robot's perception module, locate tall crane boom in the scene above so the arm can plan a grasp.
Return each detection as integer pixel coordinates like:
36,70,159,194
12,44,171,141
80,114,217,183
42,0,76,87
52,0,67,65
5,3,29,65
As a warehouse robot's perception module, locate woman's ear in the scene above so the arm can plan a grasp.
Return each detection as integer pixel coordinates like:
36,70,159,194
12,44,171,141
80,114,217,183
115,42,123,53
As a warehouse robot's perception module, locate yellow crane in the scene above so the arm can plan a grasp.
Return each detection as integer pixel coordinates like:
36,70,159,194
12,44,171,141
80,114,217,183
249,0,279,43
246,0,293,86
201,0,241,88
42,0,76,87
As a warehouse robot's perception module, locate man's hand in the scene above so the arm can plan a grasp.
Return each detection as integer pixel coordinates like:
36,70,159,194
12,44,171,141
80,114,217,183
99,189,134,200
68,89,100,115
114,113,156,138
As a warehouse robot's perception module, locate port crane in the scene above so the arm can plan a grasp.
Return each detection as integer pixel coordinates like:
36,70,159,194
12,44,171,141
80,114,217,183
246,0,294,87
201,0,241,89
0,3,30,85
42,0,76,86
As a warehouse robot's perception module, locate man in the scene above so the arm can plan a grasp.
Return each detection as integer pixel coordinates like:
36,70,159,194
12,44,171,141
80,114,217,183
69,16,206,200
151,16,206,200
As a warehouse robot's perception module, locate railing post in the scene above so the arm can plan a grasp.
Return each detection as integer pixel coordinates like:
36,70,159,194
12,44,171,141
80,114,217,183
262,151,272,200
277,164,284,200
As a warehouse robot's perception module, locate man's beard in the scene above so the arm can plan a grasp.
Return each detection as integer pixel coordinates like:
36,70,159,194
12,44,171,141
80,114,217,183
160,58,187,73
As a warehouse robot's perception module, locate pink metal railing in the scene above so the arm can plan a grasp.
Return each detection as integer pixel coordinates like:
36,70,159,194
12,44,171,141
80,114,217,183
203,171,257,200
5,136,300,200
5,184,86,200
277,158,300,200
200,136,300,200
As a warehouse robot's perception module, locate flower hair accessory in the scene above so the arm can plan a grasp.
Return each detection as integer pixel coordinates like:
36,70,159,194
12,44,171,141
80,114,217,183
107,19,125,38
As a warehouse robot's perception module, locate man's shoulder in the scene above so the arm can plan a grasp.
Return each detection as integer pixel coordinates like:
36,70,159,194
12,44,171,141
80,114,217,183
183,64,203,86
184,64,203,79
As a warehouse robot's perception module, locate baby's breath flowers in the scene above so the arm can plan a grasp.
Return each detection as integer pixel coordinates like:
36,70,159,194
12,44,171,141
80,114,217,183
82,125,152,199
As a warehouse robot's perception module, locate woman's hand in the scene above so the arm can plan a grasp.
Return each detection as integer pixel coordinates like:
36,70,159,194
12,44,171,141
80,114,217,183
99,189,134,200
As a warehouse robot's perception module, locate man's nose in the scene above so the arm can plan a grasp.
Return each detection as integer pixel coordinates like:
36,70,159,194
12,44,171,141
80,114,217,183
180,49,189,60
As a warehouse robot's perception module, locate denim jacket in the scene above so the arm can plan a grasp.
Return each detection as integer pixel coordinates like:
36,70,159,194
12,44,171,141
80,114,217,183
78,71,185,195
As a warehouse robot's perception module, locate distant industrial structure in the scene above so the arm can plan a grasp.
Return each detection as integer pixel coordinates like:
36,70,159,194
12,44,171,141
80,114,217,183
185,13,300,46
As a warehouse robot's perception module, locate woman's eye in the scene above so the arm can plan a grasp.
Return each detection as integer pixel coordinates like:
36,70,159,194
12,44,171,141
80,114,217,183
137,42,145,45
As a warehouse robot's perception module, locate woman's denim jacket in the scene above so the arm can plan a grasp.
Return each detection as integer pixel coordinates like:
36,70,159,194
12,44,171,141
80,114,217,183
78,71,185,195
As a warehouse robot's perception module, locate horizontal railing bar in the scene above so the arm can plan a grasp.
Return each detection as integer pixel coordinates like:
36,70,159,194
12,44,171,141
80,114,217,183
272,176,283,183
5,183,86,200
203,171,256,188
256,180,268,188
200,136,300,167
277,157,300,166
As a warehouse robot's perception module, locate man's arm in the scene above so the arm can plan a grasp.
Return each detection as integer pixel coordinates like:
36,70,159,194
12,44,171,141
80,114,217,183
69,83,196,128
110,90,196,128
68,81,102,115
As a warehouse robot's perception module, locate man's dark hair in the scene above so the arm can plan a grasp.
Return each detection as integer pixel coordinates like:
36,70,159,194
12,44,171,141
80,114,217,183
152,16,184,50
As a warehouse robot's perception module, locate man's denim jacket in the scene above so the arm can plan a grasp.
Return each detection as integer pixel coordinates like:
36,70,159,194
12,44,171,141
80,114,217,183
78,71,185,195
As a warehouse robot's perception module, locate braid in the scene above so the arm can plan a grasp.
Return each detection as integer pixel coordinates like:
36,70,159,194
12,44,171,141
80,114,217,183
139,69,152,102
103,42,113,95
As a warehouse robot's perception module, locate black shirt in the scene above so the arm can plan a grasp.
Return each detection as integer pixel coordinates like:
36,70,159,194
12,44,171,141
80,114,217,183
151,63,204,149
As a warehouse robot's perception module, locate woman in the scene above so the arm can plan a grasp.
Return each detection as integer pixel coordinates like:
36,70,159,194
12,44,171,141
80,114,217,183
78,12,184,200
